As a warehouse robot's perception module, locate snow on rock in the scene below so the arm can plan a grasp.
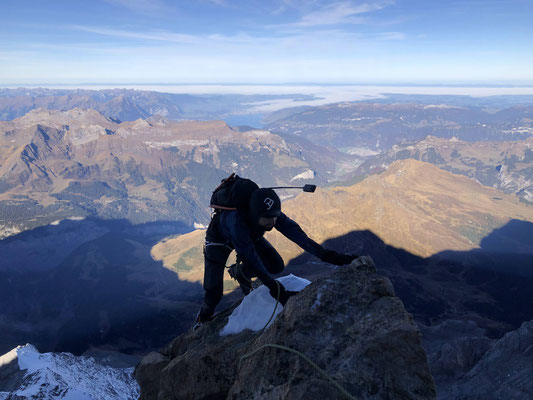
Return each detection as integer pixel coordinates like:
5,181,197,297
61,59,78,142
0,344,139,400
220,274,311,336
345,146,381,157
290,169,315,181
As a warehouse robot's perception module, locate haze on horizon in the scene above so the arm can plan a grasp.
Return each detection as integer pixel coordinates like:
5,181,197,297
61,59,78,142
1,0,533,85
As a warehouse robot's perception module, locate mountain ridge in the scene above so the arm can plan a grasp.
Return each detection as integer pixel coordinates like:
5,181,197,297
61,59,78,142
266,101,533,152
0,108,354,237
351,135,532,203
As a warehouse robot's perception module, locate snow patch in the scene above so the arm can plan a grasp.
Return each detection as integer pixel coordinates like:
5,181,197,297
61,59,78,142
220,274,311,336
291,169,315,181
144,139,210,149
423,104,463,109
50,216,85,227
0,344,139,400
344,147,381,157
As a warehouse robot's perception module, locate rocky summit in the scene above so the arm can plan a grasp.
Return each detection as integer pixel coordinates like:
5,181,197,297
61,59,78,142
135,257,436,400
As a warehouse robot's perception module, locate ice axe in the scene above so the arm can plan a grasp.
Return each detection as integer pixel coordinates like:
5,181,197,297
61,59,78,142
266,184,316,193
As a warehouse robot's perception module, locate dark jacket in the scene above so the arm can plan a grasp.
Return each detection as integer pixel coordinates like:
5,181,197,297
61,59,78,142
206,210,325,289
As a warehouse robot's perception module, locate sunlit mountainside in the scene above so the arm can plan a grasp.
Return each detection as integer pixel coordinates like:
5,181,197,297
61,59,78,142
353,135,532,203
275,158,532,257
154,159,533,277
0,108,352,237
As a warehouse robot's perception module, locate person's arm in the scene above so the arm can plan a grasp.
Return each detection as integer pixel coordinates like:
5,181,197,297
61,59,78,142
275,213,357,265
274,213,326,258
219,211,277,290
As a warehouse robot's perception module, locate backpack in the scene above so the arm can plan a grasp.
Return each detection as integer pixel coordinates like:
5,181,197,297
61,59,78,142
210,173,259,212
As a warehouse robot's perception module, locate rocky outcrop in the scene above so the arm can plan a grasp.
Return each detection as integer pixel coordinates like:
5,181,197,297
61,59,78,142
135,257,436,399
420,320,493,388
437,320,533,400
420,318,533,399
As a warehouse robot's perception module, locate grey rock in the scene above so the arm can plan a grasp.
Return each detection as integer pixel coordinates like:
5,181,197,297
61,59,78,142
134,352,170,400
420,320,487,356
0,348,25,393
430,336,493,386
440,320,533,400
135,257,436,400
420,319,493,385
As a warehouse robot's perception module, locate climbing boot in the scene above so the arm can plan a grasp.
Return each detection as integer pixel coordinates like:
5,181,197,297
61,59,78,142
192,305,214,331
228,260,253,295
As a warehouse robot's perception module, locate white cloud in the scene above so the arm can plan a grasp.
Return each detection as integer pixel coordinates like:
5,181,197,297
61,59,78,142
378,31,406,40
103,0,168,14
72,25,200,44
69,24,404,53
204,0,231,6
281,0,394,27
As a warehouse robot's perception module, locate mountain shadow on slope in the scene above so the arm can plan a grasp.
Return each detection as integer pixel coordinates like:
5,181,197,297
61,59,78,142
0,218,203,356
286,219,533,338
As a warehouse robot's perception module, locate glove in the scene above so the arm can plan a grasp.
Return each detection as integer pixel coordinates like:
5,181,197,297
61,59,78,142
320,249,358,266
269,282,299,306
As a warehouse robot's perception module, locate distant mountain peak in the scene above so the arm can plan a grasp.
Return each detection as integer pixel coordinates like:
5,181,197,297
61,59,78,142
0,344,139,399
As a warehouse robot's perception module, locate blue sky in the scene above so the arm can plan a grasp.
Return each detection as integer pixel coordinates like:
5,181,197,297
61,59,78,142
1,0,532,84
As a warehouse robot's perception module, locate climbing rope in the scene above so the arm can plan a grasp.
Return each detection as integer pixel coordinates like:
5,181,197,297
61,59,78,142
238,281,358,400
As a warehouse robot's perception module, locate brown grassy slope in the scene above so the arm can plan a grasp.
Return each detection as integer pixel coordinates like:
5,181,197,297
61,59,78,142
271,158,533,257
151,229,238,289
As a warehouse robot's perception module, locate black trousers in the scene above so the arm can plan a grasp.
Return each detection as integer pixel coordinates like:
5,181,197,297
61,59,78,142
201,237,284,315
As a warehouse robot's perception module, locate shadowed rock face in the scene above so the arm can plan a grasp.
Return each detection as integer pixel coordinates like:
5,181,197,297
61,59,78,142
436,320,533,400
135,257,436,400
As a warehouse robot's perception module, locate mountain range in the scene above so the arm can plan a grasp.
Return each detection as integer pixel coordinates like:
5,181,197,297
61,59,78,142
0,87,315,125
348,135,532,204
0,108,354,238
266,102,533,152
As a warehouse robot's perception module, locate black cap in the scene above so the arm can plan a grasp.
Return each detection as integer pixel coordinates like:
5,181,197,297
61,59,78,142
249,188,281,218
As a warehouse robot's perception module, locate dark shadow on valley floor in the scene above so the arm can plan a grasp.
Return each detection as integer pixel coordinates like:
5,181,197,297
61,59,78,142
285,219,533,339
0,218,204,356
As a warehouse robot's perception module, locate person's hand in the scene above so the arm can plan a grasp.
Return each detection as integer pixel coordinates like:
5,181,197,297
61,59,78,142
320,249,358,266
269,282,299,306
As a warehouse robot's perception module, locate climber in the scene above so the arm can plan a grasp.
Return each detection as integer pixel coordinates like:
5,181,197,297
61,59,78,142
193,175,357,330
